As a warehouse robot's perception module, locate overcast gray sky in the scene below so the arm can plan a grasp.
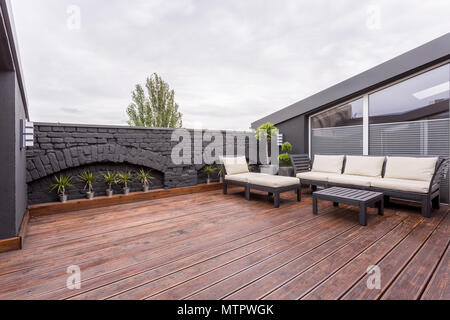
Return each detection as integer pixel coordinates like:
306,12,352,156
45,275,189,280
10,0,450,130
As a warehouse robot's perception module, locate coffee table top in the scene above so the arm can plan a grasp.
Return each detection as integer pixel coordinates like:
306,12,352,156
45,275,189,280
313,187,383,202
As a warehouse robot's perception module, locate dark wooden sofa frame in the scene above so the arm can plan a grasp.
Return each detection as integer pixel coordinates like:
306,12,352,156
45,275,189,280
221,164,301,208
291,154,449,218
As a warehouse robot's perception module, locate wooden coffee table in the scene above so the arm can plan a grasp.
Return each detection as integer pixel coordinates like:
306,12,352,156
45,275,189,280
312,187,384,226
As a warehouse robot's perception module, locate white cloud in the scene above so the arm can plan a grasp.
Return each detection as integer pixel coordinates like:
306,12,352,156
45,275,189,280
10,0,450,130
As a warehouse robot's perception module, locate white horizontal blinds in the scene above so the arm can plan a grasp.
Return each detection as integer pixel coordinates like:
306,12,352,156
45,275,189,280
311,125,364,157
369,119,449,203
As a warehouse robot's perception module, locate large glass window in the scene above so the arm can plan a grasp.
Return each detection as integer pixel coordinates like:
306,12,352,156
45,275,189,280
311,98,364,156
311,98,363,129
369,64,449,124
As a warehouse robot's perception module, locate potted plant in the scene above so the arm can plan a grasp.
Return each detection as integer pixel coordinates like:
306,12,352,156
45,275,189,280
103,171,116,197
136,169,153,192
203,165,216,184
278,142,294,177
216,164,224,183
117,171,132,195
50,175,73,203
255,122,279,175
79,171,95,200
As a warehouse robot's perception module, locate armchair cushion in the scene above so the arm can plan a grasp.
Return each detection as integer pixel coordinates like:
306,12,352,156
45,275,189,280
311,155,345,174
296,171,330,182
371,177,430,194
344,156,385,177
221,156,249,175
248,175,300,188
384,157,438,182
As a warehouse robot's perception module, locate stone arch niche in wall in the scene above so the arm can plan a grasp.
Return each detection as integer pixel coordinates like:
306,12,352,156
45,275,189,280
26,144,169,204
27,162,165,205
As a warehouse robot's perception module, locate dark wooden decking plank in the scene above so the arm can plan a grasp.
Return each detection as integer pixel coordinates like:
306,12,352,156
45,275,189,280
381,211,449,300
77,208,350,300
302,215,424,300
421,244,450,300
342,209,448,300
146,214,358,300
226,209,405,300
0,200,314,298
0,188,447,300
0,194,322,299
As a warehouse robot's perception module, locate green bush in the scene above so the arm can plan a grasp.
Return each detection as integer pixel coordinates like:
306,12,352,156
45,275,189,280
278,153,291,165
281,141,292,153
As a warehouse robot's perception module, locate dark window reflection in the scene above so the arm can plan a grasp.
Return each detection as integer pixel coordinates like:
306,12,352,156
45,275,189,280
311,98,363,129
369,64,449,124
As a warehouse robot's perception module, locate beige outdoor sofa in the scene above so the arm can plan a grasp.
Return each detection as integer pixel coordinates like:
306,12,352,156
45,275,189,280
221,156,301,207
293,154,448,217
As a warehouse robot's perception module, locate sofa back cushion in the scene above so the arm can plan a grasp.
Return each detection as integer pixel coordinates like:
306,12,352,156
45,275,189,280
311,155,344,174
384,156,438,182
221,156,249,175
344,156,385,177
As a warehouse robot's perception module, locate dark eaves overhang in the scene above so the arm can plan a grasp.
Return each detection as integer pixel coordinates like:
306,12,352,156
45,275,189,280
252,32,450,129
0,0,29,120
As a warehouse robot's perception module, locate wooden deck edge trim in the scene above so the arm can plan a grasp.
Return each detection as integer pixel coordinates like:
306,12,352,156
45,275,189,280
28,183,224,217
0,237,21,253
0,209,30,253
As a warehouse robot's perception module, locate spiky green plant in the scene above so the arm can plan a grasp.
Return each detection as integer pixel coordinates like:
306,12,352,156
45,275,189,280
117,171,132,188
50,175,73,196
103,171,117,190
203,165,216,177
78,171,95,193
136,169,153,186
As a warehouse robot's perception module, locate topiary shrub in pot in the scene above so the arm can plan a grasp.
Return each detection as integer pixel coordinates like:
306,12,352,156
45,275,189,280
278,142,294,177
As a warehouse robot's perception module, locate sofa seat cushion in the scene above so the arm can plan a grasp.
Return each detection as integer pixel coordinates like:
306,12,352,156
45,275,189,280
344,156,385,177
248,175,300,188
384,156,438,182
296,171,330,182
311,155,345,174
328,174,375,187
222,156,249,175
371,178,430,194
225,172,263,183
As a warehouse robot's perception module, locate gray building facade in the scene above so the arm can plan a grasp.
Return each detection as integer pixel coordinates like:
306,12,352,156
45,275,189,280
0,0,29,239
252,33,450,202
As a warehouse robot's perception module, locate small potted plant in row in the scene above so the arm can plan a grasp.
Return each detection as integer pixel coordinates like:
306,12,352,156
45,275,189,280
117,171,132,195
103,171,116,197
203,165,216,184
79,170,95,200
50,175,73,203
136,169,153,192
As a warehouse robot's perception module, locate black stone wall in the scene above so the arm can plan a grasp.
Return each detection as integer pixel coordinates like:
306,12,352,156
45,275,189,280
26,123,251,204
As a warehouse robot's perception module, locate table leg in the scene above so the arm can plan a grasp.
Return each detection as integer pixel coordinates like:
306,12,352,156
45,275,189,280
245,186,250,200
359,205,367,226
313,197,318,215
333,202,339,207
378,198,384,216
297,187,301,202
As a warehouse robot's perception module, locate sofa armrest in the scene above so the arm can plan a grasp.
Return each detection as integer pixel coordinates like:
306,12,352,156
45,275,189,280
290,154,311,176
429,158,449,193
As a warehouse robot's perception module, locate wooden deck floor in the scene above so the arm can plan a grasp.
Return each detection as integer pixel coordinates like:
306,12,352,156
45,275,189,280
0,187,448,300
